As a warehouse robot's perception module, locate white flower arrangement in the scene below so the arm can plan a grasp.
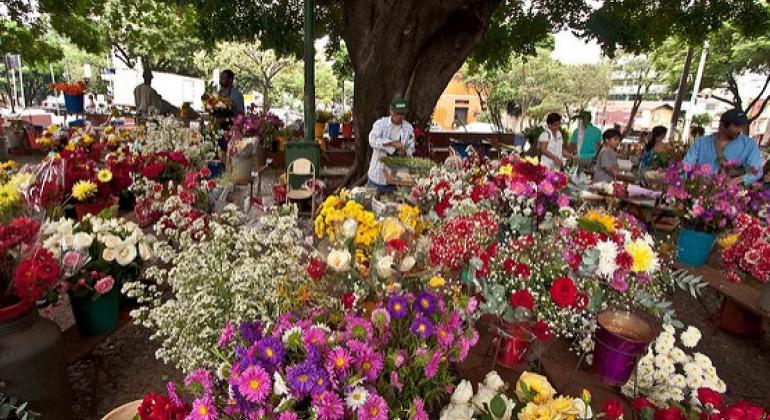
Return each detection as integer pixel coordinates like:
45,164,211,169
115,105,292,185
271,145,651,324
138,117,214,166
621,325,725,406
124,205,314,372
440,372,516,420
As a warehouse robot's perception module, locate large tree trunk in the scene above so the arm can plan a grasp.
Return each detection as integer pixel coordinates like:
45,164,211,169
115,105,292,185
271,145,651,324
668,46,694,142
341,0,503,181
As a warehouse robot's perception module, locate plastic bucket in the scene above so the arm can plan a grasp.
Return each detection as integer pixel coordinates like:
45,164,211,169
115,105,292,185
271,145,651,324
69,286,120,336
593,310,655,385
342,123,353,138
64,94,85,114
328,122,341,139
314,122,326,139
676,228,716,267
207,161,224,178
495,322,534,368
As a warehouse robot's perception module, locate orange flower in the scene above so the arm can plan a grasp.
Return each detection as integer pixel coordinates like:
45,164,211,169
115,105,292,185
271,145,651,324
50,81,87,95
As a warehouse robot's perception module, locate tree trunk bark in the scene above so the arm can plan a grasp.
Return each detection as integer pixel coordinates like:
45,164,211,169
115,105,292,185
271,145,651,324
668,46,695,142
623,82,646,137
263,81,271,110
341,0,503,181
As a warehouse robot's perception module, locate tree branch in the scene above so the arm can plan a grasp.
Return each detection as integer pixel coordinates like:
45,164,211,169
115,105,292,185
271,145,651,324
746,73,770,113
710,94,736,107
749,95,770,124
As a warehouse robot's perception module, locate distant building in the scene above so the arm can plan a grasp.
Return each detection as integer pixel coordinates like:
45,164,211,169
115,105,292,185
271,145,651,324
432,75,483,131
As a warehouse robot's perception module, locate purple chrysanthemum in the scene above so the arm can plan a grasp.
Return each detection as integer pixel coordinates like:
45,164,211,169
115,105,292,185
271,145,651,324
355,347,384,382
286,361,321,398
184,368,213,394
345,316,374,341
312,390,345,420
325,346,352,374
255,336,285,367
390,371,403,392
359,393,389,420
189,395,218,420
218,322,236,347
393,349,408,369
303,327,329,347
239,321,264,344
413,292,437,316
386,295,409,319
410,316,434,339
277,412,299,420
424,350,442,379
236,365,271,403
412,398,429,420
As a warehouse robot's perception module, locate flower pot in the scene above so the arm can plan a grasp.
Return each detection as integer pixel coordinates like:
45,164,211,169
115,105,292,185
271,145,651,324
495,322,534,368
64,94,85,114
69,286,120,336
328,122,341,139
676,228,717,267
0,302,71,419
593,310,656,386
207,160,225,178
342,122,353,138
74,196,117,221
718,298,763,337
314,122,326,139
102,400,142,420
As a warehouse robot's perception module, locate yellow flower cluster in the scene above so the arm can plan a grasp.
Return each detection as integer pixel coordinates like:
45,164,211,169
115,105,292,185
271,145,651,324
398,204,424,234
72,180,97,202
625,238,657,273
314,194,379,247
0,161,17,172
0,172,33,210
497,164,514,176
96,169,113,183
516,372,581,420
717,233,739,249
583,210,617,234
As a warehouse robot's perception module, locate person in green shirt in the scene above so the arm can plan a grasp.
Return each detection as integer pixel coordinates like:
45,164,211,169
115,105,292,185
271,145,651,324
570,111,602,170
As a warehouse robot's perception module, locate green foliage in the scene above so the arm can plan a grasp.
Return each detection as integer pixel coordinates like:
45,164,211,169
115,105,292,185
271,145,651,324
691,113,712,127
0,389,40,420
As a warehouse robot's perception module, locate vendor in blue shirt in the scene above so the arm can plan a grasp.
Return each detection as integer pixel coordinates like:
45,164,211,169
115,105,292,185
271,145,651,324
683,109,763,185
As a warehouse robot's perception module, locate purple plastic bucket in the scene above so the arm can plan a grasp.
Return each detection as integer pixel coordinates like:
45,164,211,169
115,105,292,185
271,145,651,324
593,310,656,386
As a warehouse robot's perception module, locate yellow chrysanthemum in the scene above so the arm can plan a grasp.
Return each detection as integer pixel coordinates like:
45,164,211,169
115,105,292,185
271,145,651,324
398,204,421,232
717,233,739,249
519,402,558,420
497,164,514,176
0,182,21,208
516,372,556,404
0,161,17,171
82,134,94,145
625,238,658,273
96,169,113,183
72,180,97,202
8,172,33,190
103,126,114,135
380,217,405,242
583,210,617,234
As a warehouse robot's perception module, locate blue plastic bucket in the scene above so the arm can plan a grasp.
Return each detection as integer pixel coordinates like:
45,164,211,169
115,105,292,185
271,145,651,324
328,122,341,139
207,161,224,178
64,94,84,114
677,228,716,267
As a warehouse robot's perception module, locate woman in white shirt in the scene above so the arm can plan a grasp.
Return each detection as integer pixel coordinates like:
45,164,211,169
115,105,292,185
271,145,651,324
538,113,573,170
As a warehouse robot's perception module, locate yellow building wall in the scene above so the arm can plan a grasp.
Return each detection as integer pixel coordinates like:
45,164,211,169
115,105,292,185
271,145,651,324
433,78,484,130
650,107,672,128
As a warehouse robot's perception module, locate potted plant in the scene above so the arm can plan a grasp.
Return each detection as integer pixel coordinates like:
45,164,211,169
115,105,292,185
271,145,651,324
340,110,353,138
664,161,748,267
0,216,71,418
51,81,87,114
314,109,333,139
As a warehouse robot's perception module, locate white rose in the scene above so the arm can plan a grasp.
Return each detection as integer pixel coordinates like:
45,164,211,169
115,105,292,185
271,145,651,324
61,234,75,249
376,255,394,278
573,398,593,419
398,256,416,272
115,245,138,266
483,371,506,392
451,380,473,404
341,218,359,239
101,234,121,249
102,247,117,262
73,232,93,250
138,241,153,261
439,404,474,420
327,249,352,272
471,385,497,412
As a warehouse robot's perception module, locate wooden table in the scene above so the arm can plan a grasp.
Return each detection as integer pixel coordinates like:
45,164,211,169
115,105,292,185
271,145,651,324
618,197,678,236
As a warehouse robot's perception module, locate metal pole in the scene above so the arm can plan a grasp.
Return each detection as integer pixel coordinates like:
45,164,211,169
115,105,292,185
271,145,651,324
682,41,709,144
4,57,14,113
17,56,25,107
10,67,18,111
303,0,316,142
50,63,56,84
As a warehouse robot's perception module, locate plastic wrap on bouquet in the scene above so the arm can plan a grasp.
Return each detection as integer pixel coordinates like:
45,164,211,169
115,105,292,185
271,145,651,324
23,159,65,218
227,135,258,184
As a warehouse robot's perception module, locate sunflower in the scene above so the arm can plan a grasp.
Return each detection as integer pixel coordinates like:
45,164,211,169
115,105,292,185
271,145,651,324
72,180,97,202
0,182,21,208
582,210,617,234
96,169,113,183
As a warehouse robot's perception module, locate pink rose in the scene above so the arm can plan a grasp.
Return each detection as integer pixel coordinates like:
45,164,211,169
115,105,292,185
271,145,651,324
94,276,115,295
62,251,84,269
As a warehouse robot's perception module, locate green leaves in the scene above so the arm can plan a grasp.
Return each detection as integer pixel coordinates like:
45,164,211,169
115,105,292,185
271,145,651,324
671,269,707,298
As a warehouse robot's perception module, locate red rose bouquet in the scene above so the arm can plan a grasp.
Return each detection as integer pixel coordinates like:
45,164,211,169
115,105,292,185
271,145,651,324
0,217,59,307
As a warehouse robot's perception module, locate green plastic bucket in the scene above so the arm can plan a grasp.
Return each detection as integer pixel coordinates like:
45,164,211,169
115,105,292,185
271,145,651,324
69,286,120,336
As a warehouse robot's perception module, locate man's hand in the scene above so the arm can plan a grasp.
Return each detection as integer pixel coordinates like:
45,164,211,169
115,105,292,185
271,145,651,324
392,141,405,154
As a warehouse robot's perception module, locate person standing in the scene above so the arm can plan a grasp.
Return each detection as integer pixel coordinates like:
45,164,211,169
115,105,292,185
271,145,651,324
367,98,415,194
570,111,602,170
594,129,622,183
637,125,668,175
539,113,573,170
218,69,245,116
683,109,763,185
133,68,162,116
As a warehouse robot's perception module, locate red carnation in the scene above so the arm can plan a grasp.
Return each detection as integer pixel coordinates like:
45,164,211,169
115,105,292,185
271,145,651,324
697,388,723,408
550,277,578,308
653,407,685,420
531,320,551,341
602,399,624,419
169,151,189,166
137,392,186,420
306,258,327,280
200,166,212,178
515,263,531,278
503,258,517,274
721,401,765,420
631,397,656,412
509,289,534,311
616,251,633,271
142,162,166,180
341,292,356,309
386,239,409,252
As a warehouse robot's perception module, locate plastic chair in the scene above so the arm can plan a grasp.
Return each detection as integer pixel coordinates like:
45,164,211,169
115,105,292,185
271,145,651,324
285,158,316,215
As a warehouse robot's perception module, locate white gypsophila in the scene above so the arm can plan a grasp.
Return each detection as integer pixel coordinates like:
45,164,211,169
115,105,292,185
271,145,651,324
595,240,618,278
125,205,312,372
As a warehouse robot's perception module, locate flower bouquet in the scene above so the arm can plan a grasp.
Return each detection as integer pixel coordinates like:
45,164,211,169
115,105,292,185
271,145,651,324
232,111,284,151
136,290,478,419
202,93,234,117
50,81,87,96
0,217,59,309
720,214,770,311
61,149,120,220
0,168,34,223
664,161,748,266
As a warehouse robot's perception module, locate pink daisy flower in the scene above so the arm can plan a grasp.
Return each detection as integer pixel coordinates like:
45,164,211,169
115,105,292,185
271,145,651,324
312,390,345,420
189,395,218,420
325,346,352,374
424,350,442,379
237,365,271,403
359,393,389,420
411,398,429,420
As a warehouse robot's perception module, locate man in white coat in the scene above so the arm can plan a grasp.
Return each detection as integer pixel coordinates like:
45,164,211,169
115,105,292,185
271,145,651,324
367,98,415,194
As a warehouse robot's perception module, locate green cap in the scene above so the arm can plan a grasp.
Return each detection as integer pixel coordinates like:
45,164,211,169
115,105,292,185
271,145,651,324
390,98,408,114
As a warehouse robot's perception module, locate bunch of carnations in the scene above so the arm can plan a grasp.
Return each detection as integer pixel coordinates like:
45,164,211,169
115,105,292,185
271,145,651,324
105,148,136,193
1,217,60,305
134,167,214,229
61,149,117,205
135,391,187,420
148,290,478,419
41,214,153,288
621,324,724,406
429,210,498,272
410,166,472,219
631,395,768,420
135,150,190,185
664,161,748,233
721,213,770,284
